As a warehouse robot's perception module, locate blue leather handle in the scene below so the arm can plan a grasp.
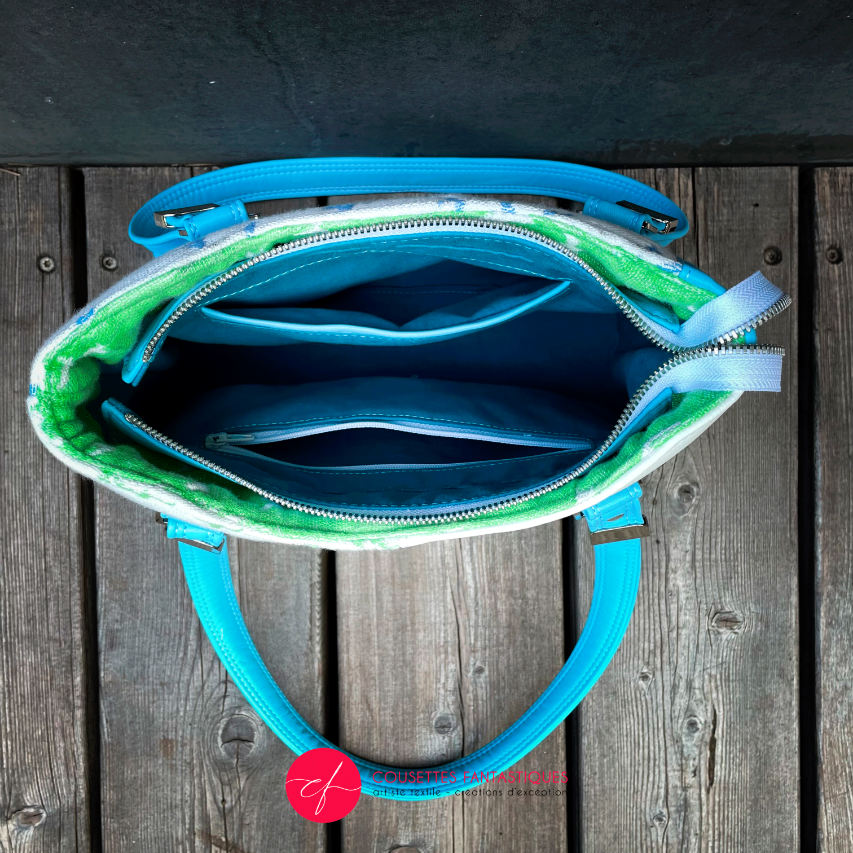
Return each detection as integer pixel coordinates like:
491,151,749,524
167,483,645,801
129,157,688,256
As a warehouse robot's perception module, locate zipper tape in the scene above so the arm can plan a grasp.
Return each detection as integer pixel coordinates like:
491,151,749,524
207,420,593,451
633,270,790,349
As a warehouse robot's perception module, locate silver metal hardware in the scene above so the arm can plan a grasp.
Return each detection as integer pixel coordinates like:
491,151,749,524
589,517,650,546
175,537,224,553
155,512,225,552
153,203,220,235
616,201,680,235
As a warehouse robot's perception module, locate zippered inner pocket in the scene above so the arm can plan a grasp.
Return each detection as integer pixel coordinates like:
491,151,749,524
197,377,601,466
125,377,605,510
103,382,602,512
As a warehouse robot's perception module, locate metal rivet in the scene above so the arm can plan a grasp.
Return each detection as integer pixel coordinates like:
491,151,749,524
826,246,843,264
37,255,56,273
763,246,782,266
101,254,118,271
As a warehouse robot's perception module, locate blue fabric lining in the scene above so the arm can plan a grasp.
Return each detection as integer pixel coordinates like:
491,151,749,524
144,377,612,510
194,232,584,307
124,230,645,382
202,444,592,512
107,230,686,512
176,278,574,347
179,378,607,453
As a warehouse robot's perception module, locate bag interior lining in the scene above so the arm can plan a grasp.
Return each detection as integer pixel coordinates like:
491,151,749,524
97,237,673,514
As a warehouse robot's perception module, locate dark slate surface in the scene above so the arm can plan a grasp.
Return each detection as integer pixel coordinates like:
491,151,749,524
3,0,853,165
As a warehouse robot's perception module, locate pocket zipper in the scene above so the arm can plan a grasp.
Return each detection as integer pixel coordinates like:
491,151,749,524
122,344,783,525
138,216,791,364
205,421,595,452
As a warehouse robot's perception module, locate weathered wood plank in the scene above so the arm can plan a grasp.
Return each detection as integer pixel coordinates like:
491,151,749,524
0,168,90,851
83,168,328,852
575,167,800,851
572,168,699,853
327,189,567,850
336,530,568,851
813,167,853,853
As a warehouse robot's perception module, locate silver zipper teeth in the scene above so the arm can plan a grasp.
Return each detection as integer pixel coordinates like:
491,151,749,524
140,216,786,362
713,293,792,343
124,344,782,526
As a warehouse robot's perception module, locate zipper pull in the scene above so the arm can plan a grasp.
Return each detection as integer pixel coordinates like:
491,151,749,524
206,432,256,449
583,199,680,236
153,201,250,241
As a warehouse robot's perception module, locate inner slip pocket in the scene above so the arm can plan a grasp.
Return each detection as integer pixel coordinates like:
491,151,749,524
169,278,573,347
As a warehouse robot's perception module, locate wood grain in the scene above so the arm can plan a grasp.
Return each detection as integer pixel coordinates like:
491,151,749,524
336,530,568,852
813,168,853,853
0,168,90,851
83,168,329,852
575,168,800,851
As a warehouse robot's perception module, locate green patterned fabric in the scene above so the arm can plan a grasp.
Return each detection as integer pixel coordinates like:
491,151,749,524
28,198,734,548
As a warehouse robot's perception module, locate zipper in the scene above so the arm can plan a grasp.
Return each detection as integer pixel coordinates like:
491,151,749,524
205,422,594,451
123,344,782,525
139,217,791,363
207,432,256,447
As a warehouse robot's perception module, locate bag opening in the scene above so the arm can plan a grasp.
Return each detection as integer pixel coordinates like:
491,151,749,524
97,229,673,514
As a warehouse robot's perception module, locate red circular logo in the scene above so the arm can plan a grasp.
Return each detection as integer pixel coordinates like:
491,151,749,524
285,748,362,822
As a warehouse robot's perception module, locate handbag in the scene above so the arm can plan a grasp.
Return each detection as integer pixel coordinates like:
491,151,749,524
28,157,790,801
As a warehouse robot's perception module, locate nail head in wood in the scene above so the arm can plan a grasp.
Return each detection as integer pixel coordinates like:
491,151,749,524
826,246,843,264
763,246,782,265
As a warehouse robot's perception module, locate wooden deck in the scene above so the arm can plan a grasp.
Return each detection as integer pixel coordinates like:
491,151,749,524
0,166,850,852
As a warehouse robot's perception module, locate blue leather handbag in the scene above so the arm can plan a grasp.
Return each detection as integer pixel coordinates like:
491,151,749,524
28,157,790,800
